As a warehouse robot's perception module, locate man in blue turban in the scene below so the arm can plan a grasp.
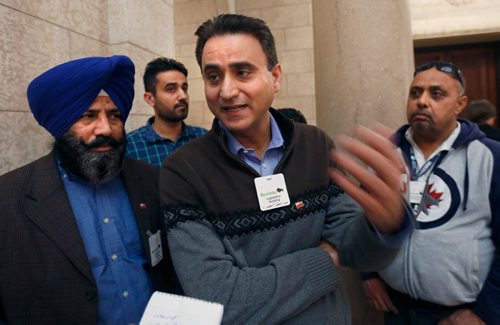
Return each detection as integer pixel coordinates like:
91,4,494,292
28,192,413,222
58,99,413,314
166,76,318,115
0,56,182,324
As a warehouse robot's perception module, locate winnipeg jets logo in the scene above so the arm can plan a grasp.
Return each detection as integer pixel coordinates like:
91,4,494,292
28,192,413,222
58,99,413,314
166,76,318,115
413,169,460,229
420,183,444,215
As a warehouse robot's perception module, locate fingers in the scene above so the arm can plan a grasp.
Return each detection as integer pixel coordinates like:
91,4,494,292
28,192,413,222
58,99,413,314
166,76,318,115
438,309,485,325
333,127,402,193
329,168,388,222
319,240,340,267
362,278,398,314
329,124,405,233
384,297,398,314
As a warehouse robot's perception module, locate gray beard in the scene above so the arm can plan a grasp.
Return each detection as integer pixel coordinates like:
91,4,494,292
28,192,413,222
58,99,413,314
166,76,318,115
54,131,126,184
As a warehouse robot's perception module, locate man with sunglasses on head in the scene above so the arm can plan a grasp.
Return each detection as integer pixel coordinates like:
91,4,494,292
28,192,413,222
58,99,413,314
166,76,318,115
362,61,500,324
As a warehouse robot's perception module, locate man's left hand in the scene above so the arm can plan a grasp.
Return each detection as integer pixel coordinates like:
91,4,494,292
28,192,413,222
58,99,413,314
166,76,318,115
438,309,485,325
329,124,405,234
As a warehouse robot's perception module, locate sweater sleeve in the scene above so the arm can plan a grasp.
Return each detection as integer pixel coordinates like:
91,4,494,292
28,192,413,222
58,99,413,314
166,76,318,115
322,191,402,272
160,168,342,324
473,141,500,323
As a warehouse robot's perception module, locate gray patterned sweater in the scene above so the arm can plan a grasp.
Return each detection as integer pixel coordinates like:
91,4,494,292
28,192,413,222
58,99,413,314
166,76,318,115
160,109,404,324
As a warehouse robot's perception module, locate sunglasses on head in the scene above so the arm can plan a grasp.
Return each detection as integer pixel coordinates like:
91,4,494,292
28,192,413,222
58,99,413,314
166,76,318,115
414,61,465,87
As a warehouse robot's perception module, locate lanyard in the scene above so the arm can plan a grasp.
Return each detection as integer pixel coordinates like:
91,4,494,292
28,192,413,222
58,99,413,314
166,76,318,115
409,149,447,180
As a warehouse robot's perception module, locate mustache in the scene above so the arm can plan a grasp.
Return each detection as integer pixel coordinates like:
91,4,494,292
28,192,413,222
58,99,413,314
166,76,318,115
409,111,432,121
80,136,122,149
174,100,188,109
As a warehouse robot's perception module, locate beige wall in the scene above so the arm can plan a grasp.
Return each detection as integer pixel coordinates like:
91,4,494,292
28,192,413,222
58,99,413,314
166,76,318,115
410,0,500,42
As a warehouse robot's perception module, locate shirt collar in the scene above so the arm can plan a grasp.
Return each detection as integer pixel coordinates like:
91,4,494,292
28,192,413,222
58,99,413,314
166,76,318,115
143,117,189,143
405,121,461,161
219,112,285,157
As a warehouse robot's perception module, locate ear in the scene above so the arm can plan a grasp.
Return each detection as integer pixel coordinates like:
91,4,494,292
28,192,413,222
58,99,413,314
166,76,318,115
143,92,156,109
271,63,282,93
456,95,468,116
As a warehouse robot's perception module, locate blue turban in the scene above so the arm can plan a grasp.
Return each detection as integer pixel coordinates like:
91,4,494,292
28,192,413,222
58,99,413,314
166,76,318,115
27,55,135,138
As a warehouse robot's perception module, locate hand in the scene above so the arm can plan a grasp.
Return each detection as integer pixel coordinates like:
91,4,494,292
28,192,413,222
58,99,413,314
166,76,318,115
362,278,398,313
329,124,405,234
319,240,339,267
438,309,485,325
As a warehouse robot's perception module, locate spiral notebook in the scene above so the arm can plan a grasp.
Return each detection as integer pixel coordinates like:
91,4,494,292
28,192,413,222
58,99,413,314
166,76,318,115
140,291,224,325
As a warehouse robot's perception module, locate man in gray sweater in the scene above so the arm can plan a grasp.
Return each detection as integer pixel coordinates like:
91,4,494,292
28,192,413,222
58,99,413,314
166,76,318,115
160,14,411,324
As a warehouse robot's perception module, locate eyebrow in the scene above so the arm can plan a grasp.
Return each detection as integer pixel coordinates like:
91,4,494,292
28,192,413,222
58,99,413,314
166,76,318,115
203,61,257,73
229,61,256,70
164,82,185,87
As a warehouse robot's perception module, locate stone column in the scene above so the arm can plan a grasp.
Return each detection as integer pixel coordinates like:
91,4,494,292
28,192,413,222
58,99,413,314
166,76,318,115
107,0,176,132
313,0,413,136
312,1,414,324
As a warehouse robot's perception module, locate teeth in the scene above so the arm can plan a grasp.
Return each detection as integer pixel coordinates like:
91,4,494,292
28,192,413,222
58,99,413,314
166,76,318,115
225,106,245,111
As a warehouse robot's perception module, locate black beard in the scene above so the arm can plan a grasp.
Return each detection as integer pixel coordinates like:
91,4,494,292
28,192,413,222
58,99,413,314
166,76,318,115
156,100,188,123
54,131,126,184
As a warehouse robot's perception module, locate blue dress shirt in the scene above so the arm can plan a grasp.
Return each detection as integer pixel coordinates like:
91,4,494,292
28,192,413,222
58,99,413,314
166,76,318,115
58,162,153,324
221,113,285,176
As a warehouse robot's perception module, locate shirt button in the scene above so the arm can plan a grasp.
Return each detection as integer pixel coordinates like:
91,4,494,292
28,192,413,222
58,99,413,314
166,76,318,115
103,217,110,224
111,254,118,260
243,150,249,154
262,163,267,169
123,291,129,298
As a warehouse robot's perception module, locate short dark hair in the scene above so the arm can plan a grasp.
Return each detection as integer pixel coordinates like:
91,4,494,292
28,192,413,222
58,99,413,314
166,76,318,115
277,108,307,124
464,99,497,124
194,14,278,71
143,57,188,95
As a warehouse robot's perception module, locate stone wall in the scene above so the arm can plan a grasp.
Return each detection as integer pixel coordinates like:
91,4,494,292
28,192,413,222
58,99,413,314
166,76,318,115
410,0,500,45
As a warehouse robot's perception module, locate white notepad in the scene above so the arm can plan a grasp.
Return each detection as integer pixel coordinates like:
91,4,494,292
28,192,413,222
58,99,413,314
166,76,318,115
140,291,224,325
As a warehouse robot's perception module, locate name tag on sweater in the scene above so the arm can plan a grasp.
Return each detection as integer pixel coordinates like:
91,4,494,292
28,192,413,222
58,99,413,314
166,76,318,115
254,173,290,211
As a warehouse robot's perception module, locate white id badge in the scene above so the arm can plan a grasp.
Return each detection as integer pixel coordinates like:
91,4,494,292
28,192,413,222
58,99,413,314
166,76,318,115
148,230,163,267
409,180,426,205
254,173,290,211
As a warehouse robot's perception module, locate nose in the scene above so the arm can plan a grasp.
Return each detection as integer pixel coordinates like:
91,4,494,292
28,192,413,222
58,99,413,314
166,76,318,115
220,76,238,100
178,88,188,101
416,92,429,109
94,115,113,136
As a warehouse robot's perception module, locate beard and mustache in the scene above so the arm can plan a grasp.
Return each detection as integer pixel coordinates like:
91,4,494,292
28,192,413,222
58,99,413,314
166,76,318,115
157,99,189,123
54,131,126,185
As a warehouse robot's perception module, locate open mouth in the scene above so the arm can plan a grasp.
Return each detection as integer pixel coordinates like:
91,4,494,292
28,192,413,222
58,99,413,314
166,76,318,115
222,105,247,112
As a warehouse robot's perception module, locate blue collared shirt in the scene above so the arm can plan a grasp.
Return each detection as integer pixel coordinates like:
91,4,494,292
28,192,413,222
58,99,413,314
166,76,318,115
126,117,207,167
221,113,285,176
58,162,153,325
